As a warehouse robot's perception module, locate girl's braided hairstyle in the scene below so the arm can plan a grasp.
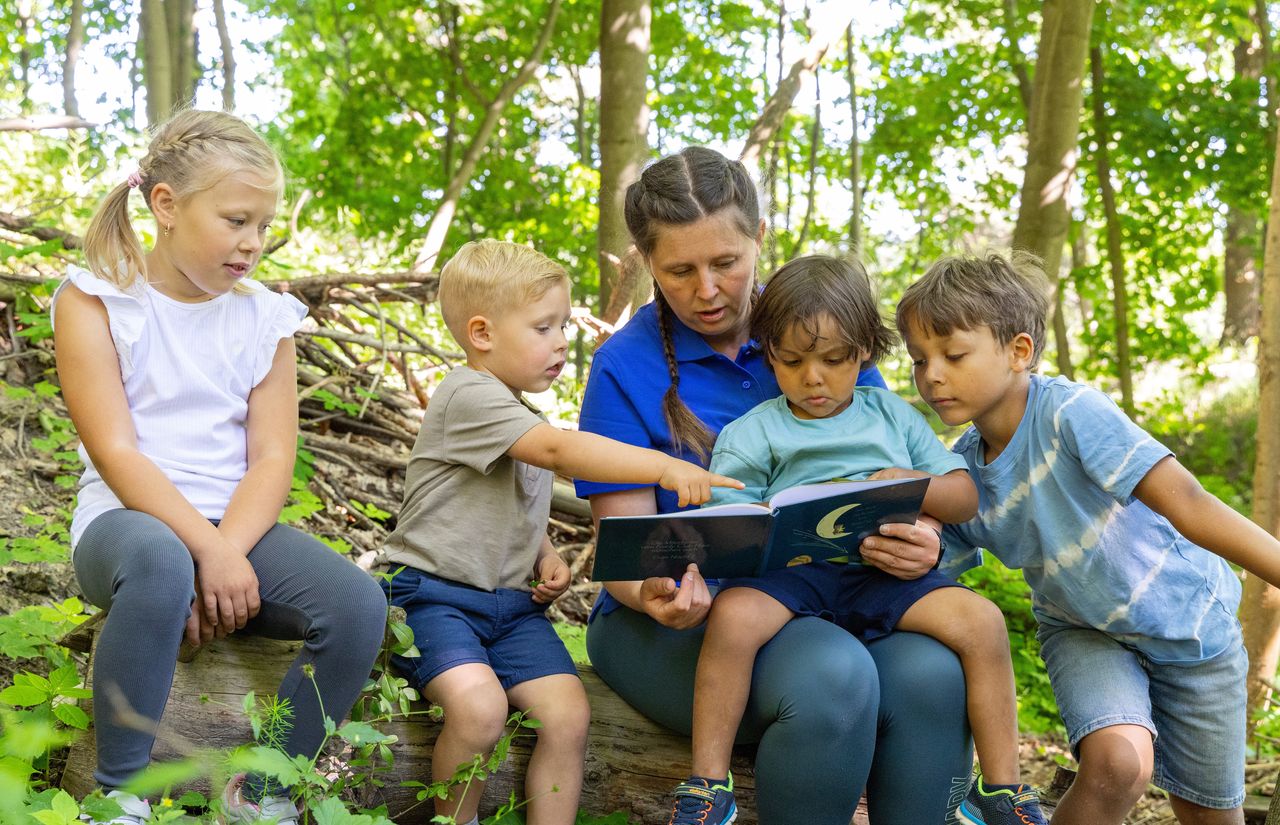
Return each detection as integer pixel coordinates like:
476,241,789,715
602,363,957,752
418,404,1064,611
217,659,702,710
83,109,284,294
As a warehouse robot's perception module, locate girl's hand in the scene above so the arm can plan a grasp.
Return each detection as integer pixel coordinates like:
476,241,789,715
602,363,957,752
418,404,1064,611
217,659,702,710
531,554,572,604
638,564,712,629
195,547,261,632
185,586,224,647
859,520,941,580
657,461,744,507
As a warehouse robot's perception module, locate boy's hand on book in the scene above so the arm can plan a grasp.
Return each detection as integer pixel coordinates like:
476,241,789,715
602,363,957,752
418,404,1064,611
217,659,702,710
867,467,928,481
531,554,572,604
658,461,744,507
860,521,941,580
639,564,712,629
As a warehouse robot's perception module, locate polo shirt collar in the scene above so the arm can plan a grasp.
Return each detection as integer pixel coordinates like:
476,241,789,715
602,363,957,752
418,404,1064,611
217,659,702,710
667,311,762,364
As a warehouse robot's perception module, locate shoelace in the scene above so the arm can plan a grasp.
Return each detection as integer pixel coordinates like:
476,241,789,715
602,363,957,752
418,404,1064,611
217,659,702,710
670,783,717,825
1008,787,1043,825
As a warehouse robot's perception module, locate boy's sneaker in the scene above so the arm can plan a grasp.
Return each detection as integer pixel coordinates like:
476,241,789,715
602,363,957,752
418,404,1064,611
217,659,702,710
79,790,151,825
666,775,737,825
956,775,1049,825
218,774,301,825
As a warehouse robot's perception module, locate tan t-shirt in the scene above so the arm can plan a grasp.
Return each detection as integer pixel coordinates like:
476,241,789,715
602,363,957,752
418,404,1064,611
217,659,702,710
383,366,551,591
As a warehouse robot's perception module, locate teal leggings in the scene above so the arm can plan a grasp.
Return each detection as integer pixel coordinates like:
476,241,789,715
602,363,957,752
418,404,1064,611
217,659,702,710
587,606,973,825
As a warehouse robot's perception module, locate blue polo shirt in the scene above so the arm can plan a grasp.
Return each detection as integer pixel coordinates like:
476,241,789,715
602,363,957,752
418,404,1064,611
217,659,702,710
576,302,885,611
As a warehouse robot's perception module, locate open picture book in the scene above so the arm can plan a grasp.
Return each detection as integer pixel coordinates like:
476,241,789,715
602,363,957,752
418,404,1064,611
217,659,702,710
591,476,931,581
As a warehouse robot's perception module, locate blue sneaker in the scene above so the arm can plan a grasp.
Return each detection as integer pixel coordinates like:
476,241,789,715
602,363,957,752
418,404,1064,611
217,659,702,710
956,775,1049,825
666,775,737,825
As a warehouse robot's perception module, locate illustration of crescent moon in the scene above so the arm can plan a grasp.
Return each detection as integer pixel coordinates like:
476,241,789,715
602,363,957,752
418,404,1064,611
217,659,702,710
815,502,862,538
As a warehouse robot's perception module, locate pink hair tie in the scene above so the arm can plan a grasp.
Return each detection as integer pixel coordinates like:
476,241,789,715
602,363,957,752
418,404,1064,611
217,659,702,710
125,171,144,189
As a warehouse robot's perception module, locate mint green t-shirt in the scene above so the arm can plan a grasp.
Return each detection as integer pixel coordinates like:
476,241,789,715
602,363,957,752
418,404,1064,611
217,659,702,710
707,387,967,505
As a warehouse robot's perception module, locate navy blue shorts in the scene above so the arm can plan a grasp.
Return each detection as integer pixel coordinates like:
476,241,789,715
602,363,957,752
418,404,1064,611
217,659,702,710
381,566,576,691
720,562,965,642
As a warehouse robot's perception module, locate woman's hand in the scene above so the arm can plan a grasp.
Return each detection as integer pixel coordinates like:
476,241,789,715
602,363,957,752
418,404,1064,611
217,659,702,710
657,461,743,507
859,520,942,580
637,563,713,629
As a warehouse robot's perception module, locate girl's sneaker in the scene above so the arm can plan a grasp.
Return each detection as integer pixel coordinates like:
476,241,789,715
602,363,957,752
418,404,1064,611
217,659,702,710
956,774,1049,825
665,775,737,825
218,774,301,825
79,790,151,825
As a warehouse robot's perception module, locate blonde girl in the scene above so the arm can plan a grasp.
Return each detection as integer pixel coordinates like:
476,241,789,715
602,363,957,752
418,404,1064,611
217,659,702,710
53,110,385,825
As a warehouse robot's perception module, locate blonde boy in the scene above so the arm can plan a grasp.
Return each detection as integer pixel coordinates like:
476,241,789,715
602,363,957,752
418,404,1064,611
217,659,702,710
898,252,1280,825
381,240,739,825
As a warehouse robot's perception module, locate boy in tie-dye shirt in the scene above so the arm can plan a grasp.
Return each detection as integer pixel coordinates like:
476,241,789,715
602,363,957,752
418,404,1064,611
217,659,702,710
897,251,1280,825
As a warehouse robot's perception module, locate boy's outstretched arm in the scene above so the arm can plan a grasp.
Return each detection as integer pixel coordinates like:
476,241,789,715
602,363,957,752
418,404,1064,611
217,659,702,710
507,422,743,507
869,467,979,524
1135,456,1280,587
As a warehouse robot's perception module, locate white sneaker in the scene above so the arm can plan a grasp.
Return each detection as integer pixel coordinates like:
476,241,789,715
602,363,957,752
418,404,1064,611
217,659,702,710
218,773,301,825
79,790,151,825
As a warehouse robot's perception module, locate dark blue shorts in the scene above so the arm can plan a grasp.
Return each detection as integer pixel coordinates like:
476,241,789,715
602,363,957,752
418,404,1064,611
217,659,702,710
720,562,964,642
381,566,576,691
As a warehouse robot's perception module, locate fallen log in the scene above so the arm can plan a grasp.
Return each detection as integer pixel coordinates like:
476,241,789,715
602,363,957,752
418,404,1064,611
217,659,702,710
61,625,869,824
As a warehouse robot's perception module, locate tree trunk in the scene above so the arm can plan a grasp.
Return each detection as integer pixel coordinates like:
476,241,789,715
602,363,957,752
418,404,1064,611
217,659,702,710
64,0,86,118
166,0,198,108
411,0,564,274
739,2,858,167
212,0,237,112
846,25,862,254
793,70,821,255
1241,91,1280,733
597,0,651,320
1010,0,1096,378
140,0,174,125
61,631,871,825
17,0,34,113
765,6,785,271
1088,45,1133,416
1223,8,1271,343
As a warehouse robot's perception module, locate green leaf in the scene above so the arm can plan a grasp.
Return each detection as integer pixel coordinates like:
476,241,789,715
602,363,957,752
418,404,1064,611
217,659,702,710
53,703,90,730
120,757,206,795
0,684,49,706
335,720,392,747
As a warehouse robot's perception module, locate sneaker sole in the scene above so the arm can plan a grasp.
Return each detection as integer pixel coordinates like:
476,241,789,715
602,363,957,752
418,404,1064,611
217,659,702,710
954,801,986,825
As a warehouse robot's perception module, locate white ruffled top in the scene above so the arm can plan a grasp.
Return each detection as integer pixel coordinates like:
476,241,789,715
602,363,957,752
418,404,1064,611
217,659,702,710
51,266,309,550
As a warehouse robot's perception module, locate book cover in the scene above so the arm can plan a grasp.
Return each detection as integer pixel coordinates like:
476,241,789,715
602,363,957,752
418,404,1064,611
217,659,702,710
591,476,931,581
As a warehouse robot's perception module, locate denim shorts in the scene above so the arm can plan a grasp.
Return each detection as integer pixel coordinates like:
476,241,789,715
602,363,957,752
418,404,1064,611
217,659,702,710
720,561,964,642
381,566,576,691
1039,625,1247,809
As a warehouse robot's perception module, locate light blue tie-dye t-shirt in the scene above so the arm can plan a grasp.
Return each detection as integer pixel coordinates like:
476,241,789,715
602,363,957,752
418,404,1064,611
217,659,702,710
941,374,1242,665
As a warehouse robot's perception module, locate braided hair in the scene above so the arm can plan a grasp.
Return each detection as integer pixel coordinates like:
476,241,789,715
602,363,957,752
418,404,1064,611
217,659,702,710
623,147,761,461
83,109,284,294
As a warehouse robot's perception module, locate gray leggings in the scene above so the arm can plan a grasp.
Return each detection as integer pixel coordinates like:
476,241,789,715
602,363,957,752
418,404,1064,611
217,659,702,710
74,509,387,791
587,606,973,825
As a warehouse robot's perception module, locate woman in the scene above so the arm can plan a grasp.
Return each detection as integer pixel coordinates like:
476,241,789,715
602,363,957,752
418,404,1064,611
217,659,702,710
575,147,973,825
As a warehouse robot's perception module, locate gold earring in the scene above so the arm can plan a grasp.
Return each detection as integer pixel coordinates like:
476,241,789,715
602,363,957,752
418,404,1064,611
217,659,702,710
164,224,171,238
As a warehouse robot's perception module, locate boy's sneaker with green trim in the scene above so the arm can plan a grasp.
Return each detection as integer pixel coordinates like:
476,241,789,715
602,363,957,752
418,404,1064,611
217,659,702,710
956,775,1049,825
666,774,737,825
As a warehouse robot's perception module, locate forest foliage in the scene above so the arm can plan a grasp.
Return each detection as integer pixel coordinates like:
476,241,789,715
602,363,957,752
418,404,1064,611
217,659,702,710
1,0,1278,821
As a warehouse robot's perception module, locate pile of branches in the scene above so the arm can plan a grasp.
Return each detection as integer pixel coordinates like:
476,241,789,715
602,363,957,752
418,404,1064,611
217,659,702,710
0,214,601,625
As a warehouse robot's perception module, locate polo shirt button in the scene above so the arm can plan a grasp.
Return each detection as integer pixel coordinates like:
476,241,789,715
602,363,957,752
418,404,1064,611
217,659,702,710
742,381,752,389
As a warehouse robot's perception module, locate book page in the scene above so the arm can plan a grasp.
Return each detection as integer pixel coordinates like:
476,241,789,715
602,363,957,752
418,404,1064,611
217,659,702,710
769,477,914,509
602,501,771,520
